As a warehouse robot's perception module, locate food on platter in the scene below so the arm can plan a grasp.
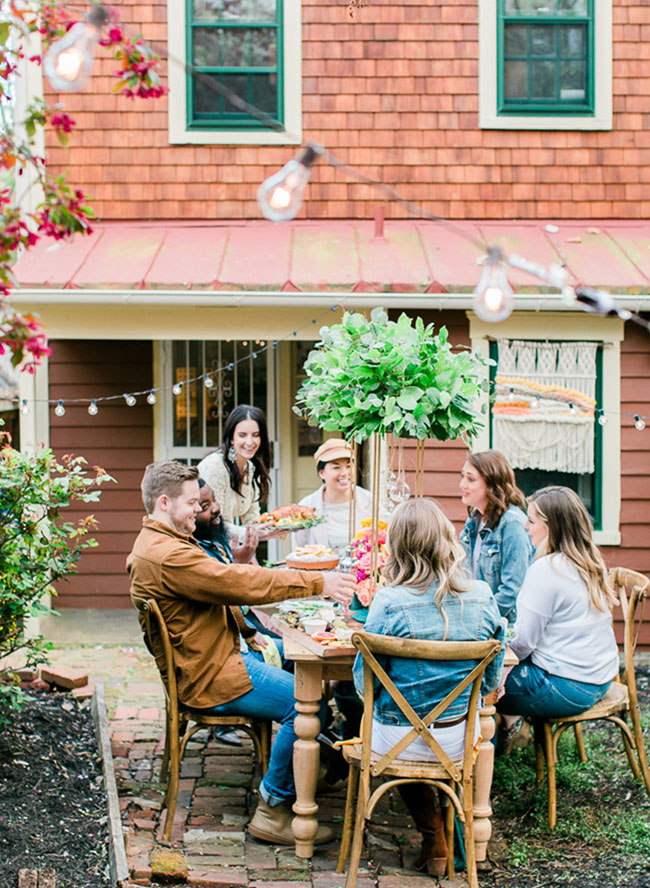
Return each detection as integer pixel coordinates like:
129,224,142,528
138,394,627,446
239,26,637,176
285,545,340,571
257,504,325,531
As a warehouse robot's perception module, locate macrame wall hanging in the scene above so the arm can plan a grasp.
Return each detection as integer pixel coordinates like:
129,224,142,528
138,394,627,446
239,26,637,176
493,339,597,474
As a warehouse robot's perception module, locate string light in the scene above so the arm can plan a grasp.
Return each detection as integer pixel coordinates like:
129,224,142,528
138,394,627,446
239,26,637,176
124,394,137,407
634,415,646,431
257,144,324,222
54,400,65,417
472,248,514,323
204,376,214,389
88,399,98,416
508,388,515,401
598,410,607,426
172,382,183,396
147,391,157,405
43,7,108,92
20,399,29,415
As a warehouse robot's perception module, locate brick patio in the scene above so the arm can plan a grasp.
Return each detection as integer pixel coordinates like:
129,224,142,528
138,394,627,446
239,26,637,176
47,640,470,888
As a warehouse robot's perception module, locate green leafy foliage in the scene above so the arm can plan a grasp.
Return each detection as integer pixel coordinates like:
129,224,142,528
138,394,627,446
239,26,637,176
0,442,114,722
294,308,490,442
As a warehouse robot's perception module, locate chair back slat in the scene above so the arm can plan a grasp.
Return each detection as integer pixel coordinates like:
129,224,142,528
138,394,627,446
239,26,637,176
608,567,650,707
353,631,502,782
131,595,177,710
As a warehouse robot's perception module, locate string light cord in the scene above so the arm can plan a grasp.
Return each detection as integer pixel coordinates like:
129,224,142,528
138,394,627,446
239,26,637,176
10,304,341,409
40,2,650,326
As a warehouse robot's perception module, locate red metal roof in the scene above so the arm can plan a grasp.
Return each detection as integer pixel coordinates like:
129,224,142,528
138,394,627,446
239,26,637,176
11,219,650,294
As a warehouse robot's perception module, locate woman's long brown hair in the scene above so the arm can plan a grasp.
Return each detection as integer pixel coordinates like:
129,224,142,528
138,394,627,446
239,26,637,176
466,449,527,528
528,486,616,611
383,498,471,638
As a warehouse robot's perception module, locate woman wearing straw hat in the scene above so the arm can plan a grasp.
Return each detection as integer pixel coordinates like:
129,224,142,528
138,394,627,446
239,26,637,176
292,438,372,553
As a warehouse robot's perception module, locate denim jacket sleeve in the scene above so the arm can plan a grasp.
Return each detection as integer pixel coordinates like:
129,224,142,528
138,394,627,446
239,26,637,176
493,513,532,622
352,590,390,699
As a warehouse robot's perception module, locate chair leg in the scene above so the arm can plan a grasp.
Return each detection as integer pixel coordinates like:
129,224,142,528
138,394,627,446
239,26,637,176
543,722,557,830
260,721,271,774
573,724,587,763
620,717,642,782
344,771,369,888
336,762,359,873
445,788,455,880
462,780,478,888
160,704,172,783
163,725,181,844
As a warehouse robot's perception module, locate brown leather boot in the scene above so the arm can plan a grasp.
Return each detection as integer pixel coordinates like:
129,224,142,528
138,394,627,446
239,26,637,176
248,797,334,845
398,783,448,877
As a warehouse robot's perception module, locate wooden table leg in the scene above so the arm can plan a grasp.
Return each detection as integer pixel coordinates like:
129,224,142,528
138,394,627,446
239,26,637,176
473,697,496,864
292,660,323,858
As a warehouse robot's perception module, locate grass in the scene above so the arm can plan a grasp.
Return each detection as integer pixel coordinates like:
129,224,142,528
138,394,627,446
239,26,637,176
486,704,650,887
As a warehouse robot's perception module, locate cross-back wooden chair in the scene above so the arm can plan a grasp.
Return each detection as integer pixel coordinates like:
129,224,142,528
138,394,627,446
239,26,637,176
532,567,650,829
335,631,502,888
132,595,271,843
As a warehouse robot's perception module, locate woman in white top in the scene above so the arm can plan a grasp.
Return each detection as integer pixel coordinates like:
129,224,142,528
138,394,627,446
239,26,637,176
499,486,619,719
292,438,372,553
198,404,273,542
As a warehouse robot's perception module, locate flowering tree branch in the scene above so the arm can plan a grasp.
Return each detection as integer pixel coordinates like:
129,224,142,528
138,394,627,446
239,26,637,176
0,0,167,371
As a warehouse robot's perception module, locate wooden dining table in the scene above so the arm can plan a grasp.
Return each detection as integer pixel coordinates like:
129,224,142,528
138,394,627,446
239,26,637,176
269,612,517,861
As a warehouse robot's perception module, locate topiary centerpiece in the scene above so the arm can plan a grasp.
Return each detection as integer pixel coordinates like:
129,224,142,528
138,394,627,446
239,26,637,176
294,308,489,608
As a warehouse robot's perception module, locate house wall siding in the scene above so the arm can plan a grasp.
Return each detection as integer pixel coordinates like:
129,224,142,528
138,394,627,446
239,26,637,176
48,340,154,608
44,0,650,221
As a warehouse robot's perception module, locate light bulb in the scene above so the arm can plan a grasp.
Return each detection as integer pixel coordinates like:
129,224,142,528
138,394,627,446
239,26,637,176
531,397,540,410
508,388,515,401
124,394,137,407
634,415,646,431
257,144,324,222
472,248,514,323
55,400,65,417
88,400,98,416
598,412,607,426
20,399,29,415
43,19,103,92
147,391,157,405
204,376,214,389
172,383,183,396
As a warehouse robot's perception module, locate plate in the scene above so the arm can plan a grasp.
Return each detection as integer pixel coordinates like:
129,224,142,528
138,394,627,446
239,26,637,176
258,516,326,531
286,557,340,571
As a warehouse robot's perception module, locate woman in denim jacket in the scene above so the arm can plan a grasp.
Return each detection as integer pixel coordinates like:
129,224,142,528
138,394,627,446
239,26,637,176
353,498,505,876
459,450,533,623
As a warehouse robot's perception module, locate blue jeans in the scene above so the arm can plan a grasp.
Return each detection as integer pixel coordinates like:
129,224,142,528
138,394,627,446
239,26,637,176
498,657,612,718
201,651,325,805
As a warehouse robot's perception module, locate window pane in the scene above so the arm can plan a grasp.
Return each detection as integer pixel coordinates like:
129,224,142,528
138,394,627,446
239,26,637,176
251,73,277,112
172,341,187,448
193,27,277,67
193,72,246,113
530,59,555,97
531,25,555,55
504,24,526,55
504,60,528,98
193,0,276,23
560,60,586,99
558,0,587,15
561,24,585,56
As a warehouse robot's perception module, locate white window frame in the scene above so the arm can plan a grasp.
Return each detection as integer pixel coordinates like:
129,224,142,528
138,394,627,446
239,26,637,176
468,311,623,546
478,0,612,130
167,0,302,145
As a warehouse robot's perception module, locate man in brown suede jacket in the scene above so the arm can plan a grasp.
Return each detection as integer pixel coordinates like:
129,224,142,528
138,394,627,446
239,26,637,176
127,460,354,845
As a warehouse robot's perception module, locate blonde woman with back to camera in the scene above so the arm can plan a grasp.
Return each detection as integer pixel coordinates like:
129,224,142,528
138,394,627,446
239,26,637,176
353,498,505,876
499,486,619,720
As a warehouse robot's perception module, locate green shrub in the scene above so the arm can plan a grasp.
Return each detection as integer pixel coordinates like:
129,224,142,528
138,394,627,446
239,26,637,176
0,437,114,720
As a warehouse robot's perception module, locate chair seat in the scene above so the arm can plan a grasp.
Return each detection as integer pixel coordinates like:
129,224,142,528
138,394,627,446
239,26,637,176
547,680,629,725
182,709,259,726
343,742,462,779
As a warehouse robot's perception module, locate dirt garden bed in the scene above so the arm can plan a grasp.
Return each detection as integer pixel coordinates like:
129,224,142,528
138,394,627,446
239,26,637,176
0,691,111,888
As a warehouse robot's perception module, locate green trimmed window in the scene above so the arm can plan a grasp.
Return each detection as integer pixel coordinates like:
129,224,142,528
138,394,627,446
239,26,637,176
498,0,594,115
187,0,283,129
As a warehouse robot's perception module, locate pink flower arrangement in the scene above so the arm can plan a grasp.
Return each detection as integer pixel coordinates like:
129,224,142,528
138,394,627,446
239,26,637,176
349,519,389,606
